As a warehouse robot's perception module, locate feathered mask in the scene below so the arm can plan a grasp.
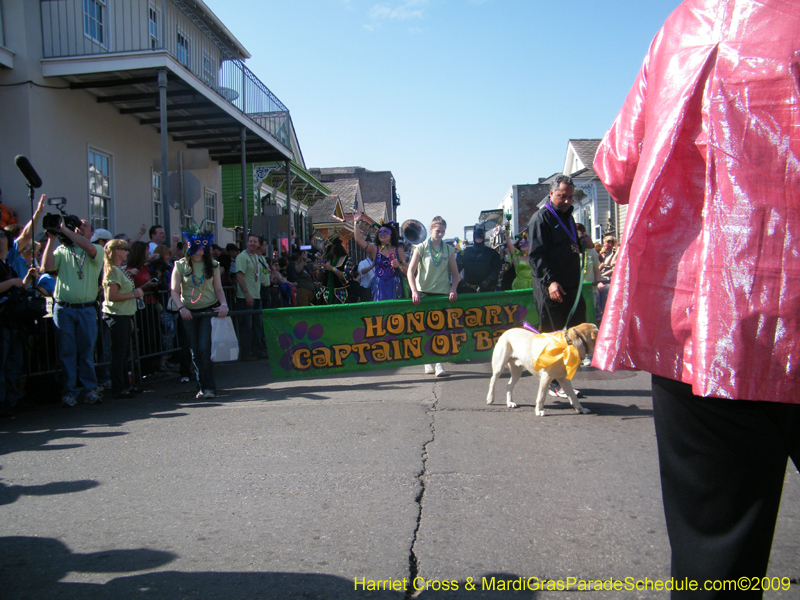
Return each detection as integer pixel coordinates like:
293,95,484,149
182,221,214,256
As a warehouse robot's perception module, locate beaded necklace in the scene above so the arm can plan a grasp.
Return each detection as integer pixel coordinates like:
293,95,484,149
69,246,88,280
429,240,444,267
119,265,135,287
189,260,206,287
247,252,260,281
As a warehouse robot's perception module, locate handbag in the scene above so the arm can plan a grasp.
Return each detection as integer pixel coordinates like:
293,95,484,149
210,316,239,362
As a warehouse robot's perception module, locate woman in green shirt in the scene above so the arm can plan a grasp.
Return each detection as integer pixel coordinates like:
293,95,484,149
170,229,228,399
102,239,145,399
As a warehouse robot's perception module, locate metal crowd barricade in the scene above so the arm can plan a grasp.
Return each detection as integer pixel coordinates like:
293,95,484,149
22,286,249,397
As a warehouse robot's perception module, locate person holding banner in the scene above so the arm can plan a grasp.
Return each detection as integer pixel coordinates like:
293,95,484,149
407,216,460,377
353,210,407,301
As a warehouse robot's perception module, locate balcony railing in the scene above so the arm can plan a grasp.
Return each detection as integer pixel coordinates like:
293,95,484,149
40,0,290,148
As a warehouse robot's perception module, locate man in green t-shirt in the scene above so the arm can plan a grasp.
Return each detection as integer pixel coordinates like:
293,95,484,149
42,221,105,406
235,234,267,361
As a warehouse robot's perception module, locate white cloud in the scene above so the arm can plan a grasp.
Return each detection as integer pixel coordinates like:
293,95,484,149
369,0,428,21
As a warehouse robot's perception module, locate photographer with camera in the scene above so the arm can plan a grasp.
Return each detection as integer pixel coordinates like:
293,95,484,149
42,215,104,407
1,226,39,417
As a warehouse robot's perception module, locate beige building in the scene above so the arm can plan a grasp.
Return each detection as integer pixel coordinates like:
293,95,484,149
0,0,292,244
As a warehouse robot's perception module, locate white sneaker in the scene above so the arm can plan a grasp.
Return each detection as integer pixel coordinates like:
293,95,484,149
434,363,446,377
424,364,435,374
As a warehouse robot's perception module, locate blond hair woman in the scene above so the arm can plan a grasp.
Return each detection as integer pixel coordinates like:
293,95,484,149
101,239,144,399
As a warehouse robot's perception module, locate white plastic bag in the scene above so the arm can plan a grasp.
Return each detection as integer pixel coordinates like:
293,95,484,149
211,316,239,362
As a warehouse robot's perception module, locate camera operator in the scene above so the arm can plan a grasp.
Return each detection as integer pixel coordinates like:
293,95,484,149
0,227,38,417
42,218,104,407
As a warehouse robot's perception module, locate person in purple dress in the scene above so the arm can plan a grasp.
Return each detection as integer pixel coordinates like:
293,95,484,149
353,210,407,301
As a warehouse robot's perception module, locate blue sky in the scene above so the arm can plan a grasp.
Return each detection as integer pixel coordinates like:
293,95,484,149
205,0,680,239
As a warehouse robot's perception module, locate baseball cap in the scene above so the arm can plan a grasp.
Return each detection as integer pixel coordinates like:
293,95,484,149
90,228,113,243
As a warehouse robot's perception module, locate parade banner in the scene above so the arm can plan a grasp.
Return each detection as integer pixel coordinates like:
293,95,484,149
261,284,596,380
260,290,530,380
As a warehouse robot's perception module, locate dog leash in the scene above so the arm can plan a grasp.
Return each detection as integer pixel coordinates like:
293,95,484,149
561,249,586,331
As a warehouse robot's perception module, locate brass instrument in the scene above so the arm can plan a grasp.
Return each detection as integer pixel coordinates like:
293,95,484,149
401,219,427,244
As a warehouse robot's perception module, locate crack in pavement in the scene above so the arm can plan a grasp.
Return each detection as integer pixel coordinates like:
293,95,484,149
406,382,439,599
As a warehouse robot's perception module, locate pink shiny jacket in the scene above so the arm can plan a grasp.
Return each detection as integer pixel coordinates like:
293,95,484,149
592,0,799,402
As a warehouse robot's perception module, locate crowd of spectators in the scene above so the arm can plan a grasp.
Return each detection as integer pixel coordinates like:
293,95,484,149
0,193,619,417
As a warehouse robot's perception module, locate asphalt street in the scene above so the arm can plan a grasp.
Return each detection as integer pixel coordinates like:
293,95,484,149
1,360,798,599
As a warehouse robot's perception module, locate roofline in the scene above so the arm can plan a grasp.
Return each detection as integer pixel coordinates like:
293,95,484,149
190,0,252,60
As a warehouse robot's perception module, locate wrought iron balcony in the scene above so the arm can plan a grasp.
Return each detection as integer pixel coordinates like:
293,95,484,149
41,0,290,149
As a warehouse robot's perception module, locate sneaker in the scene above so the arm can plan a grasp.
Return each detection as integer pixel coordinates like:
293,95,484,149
180,376,191,383
548,385,584,399
61,395,77,407
85,390,102,405
113,391,136,399
196,390,216,399
434,363,446,377
424,364,435,374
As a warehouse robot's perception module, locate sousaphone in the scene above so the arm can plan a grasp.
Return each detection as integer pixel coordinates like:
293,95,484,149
401,219,427,244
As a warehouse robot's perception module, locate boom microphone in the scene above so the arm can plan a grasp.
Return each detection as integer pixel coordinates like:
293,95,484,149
14,155,43,188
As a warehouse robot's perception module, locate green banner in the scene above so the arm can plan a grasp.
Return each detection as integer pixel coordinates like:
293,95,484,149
261,290,529,380
262,283,596,380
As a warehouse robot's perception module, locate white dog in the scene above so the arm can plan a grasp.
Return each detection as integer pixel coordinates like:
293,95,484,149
486,323,598,416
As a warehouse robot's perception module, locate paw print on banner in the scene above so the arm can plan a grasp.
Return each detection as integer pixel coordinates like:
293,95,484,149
278,321,325,371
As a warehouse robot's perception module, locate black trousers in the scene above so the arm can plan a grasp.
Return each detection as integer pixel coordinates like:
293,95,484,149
652,375,800,599
532,280,586,333
102,313,132,396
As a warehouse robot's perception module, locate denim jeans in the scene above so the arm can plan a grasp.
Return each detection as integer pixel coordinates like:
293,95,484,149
53,304,98,398
235,297,264,358
102,313,132,396
0,325,24,409
182,314,215,392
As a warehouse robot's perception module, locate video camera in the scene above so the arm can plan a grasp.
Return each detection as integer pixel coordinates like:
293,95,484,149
42,197,82,246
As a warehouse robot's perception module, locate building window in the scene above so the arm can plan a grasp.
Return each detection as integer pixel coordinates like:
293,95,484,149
204,189,217,236
176,29,189,67
83,0,106,45
88,149,111,231
202,51,216,87
148,3,160,49
181,206,194,232
152,170,162,226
